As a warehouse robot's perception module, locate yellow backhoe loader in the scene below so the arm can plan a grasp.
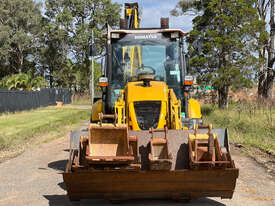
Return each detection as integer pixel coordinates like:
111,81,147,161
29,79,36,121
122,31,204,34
63,3,238,202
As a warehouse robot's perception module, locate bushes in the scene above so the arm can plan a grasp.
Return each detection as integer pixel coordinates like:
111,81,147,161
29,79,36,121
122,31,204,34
202,103,275,154
1,72,47,90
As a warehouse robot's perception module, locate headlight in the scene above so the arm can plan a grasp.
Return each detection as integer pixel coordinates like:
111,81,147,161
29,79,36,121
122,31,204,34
182,118,203,129
198,118,203,124
190,118,203,129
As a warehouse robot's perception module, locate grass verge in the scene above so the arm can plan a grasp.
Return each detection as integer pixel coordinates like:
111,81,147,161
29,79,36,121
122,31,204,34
0,107,90,152
202,104,275,154
71,93,92,105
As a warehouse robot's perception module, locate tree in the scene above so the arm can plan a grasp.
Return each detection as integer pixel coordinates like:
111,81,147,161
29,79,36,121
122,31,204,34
256,0,274,99
171,0,203,16
0,75,9,89
5,72,46,90
172,0,265,108
0,0,42,74
44,0,121,92
54,59,76,88
37,17,70,87
69,60,101,93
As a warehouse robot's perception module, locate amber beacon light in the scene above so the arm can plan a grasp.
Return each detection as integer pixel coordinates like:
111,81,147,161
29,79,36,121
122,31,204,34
98,77,108,87
184,75,194,86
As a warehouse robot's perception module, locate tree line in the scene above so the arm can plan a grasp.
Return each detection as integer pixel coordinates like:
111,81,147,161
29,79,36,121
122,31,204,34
0,0,274,108
0,0,120,92
172,0,274,108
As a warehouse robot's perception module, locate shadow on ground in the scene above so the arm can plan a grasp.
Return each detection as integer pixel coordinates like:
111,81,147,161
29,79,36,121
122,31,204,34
58,182,66,191
45,178,226,206
48,160,68,172
45,149,226,206
43,195,226,206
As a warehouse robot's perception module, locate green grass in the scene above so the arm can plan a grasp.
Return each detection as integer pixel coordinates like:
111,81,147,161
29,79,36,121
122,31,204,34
202,104,275,154
0,107,90,150
71,100,92,105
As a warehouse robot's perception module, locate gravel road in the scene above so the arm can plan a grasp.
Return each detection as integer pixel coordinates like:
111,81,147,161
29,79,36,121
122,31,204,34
0,121,274,206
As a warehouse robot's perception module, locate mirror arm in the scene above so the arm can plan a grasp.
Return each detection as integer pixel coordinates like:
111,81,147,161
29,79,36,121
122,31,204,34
179,37,186,87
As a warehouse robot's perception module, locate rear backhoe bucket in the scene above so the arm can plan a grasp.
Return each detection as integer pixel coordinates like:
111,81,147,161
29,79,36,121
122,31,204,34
63,128,238,201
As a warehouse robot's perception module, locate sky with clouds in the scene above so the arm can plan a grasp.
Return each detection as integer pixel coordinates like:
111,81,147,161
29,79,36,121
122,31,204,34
113,0,194,31
36,0,195,32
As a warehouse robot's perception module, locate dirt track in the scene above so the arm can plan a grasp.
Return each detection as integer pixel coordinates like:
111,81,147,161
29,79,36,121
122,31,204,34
0,121,274,206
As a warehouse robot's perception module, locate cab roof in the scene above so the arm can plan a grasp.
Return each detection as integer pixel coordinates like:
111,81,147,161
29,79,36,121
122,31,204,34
107,28,187,39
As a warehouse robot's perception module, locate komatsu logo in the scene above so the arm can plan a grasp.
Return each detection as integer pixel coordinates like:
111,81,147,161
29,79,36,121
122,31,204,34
134,34,158,39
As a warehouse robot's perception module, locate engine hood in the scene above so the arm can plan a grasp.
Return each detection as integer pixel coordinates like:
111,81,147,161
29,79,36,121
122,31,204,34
126,81,169,103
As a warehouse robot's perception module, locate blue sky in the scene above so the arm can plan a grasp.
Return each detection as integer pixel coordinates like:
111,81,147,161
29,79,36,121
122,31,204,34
36,0,195,32
113,0,194,31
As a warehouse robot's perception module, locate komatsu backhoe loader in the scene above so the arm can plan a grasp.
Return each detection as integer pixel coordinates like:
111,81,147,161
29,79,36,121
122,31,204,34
63,3,239,202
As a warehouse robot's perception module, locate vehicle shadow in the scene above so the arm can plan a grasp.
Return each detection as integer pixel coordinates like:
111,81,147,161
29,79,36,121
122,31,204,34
48,159,68,172
44,195,226,206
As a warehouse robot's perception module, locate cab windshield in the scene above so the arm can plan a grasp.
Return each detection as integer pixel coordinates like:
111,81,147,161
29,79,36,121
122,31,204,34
112,33,181,84
111,33,183,104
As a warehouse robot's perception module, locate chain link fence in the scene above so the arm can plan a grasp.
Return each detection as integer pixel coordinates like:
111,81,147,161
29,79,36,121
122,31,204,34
0,88,71,113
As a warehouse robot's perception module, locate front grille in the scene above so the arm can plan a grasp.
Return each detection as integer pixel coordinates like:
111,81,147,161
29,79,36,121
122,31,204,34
134,101,161,130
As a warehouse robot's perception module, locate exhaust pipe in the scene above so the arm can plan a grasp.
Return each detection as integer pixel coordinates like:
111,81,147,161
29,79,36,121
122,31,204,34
160,17,169,29
120,18,127,29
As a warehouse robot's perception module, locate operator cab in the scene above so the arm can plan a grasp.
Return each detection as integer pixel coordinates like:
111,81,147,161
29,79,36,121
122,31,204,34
105,29,188,113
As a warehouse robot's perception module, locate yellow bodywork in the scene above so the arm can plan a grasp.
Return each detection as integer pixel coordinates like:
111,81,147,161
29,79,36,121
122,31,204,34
188,98,202,119
126,7,139,28
126,81,168,102
122,5,141,80
169,89,182,130
115,81,182,131
122,46,142,82
91,100,103,122
126,81,168,130
115,90,126,124
92,83,202,131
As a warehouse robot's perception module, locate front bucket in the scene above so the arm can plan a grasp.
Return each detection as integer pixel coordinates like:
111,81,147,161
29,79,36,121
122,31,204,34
63,168,239,201
63,128,238,201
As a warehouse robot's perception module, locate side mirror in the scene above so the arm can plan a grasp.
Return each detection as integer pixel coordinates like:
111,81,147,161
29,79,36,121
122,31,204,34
89,44,97,57
98,77,108,87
